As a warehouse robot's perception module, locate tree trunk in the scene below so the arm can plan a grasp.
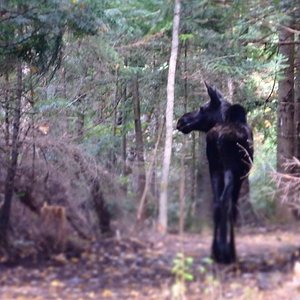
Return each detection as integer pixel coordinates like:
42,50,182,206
179,140,185,235
191,132,196,204
158,0,181,233
132,74,146,220
122,84,128,177
61,66,70,135
4,73,10,147
276,20,295,220
294,24,300,160
0,61,22,247
227,77,234,103
76,111,84,141
137,121,164,223
277,23,295,171
195,133,212,227
113,65,120,137
75,96,85,141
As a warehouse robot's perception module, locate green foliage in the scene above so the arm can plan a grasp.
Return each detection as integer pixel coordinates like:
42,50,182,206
172,252,194,281
250,140,276,217
198,256,213,274
179,33,194,43
101,0,167,41
36,98,68,113
0,0,99,74
171,252,194,300
249,105,277,218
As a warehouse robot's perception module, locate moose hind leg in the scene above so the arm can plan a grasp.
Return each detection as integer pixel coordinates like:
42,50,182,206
212,201,222,262
214,170,236,264
231,180,242,224
210,172,224,263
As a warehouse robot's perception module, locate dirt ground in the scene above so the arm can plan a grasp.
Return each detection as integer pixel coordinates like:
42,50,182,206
0,225,300,300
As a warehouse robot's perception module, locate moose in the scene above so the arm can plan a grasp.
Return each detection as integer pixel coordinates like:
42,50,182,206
177,83,254,264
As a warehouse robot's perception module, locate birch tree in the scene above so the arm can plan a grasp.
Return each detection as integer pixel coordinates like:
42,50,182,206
158,0,181,233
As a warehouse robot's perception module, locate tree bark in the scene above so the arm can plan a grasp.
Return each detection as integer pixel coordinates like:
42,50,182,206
179,139,186,235
4,73,10,147
294,24,300,160
132,74,146,220
195,133,212,225
121,84,128,177
76,111,84,141
277,22,295,172
276,20,295,220
191,132,196,204
0,61,22,246
158,0,181,233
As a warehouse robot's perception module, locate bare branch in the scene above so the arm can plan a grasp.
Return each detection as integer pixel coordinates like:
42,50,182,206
272,158,300,211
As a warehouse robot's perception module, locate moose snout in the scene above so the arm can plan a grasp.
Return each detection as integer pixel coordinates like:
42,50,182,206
176,117,185,131
176,118,183,130
176,117,191,134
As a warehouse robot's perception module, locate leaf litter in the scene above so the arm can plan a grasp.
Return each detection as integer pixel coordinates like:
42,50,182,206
0,225,300,299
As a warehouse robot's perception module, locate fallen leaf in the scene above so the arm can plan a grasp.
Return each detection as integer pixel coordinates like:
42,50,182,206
102,289,113,298
294,262,300,277
130,290,140,297
88,291,96,298
52,253,68,264
50,280,65,288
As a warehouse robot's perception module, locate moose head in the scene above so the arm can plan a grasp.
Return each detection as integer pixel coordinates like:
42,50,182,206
176,82,231,134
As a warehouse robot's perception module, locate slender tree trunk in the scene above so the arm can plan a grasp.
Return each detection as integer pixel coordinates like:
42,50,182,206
191,132,196,203
291,20,300,219
195,133,212,226
109,65,120,167
179,139,186,235
0,61,22,246
61,67,69,134
122,58,129,179
137,121,164,222
178,39,188,233
75,96,85,141
113,65,120,137
294,25,300,160
151,112,161,199
227,77,234,103
276,20,295,220
277,23,295,171
62,67,67,99
132,74,146,220
158,0,181,233
76,111,84,140
4,73,10,147
122,84,128,177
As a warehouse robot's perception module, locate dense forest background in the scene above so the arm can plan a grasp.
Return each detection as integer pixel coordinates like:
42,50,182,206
0,0,299,261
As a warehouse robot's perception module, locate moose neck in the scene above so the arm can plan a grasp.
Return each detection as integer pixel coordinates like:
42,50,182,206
203,101,231,133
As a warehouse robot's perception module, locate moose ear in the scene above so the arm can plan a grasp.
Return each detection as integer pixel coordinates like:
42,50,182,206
204,81,223,107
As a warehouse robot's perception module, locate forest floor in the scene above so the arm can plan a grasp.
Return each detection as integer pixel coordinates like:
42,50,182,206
0,225,300,300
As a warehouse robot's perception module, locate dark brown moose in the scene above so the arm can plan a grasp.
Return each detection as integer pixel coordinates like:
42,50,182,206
177,83,254,264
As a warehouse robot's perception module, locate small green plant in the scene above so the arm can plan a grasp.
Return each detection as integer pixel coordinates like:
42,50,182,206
198,257,223,299
171,252,194,300
198,256,214,275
